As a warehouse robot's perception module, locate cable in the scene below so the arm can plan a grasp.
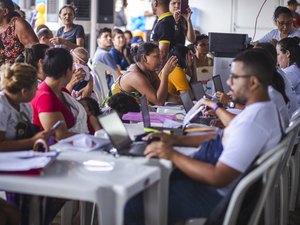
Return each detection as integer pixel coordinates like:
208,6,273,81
252,0,268,41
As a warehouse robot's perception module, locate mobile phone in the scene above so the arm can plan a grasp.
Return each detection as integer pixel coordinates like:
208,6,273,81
180,0,189,15
50,120,64,132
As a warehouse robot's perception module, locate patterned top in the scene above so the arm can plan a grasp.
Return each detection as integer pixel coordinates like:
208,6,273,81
0,17,24,65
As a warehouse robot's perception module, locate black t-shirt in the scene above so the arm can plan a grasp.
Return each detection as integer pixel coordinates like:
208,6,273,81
150,12,176,50
56,24,85,45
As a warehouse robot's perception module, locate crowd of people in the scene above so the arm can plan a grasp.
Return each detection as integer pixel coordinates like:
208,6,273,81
0,0,300,224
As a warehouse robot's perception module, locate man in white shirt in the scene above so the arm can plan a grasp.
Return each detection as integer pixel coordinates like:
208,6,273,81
125,49,282,225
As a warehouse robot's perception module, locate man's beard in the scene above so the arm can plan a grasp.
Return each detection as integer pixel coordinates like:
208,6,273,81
233,96,247,106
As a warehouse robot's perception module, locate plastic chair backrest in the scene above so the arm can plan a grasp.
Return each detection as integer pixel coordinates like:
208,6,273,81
92,61,118,103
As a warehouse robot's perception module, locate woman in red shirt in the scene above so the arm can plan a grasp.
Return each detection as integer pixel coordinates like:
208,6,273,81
31,48,88,141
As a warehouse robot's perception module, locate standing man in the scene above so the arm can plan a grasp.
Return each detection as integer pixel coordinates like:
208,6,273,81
150,0,176,62
125,49,282,224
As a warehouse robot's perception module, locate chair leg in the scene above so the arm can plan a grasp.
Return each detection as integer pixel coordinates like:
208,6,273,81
289,156,299,211
265,187,277,225
280,170,289,225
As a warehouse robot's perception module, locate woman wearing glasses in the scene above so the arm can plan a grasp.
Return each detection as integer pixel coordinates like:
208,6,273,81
258,6,300,45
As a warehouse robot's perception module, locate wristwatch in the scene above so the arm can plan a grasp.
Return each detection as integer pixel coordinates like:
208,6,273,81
228,101,235,108
213,102,223,112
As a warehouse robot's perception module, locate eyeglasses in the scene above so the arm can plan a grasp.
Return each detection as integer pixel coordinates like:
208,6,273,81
276,20,293,26
229,73,252,84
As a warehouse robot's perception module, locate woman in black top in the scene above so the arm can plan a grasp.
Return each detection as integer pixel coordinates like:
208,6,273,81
169,0,195,45
50,5,85,49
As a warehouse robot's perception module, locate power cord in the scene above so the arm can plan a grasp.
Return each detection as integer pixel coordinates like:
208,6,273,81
252,0,268,41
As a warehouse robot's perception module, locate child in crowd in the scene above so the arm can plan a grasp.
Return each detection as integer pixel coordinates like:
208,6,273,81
79,97,102,134
107,93,140,119
70,47,91,100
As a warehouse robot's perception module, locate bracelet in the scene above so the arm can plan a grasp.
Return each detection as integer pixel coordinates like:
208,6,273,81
213,102,223,112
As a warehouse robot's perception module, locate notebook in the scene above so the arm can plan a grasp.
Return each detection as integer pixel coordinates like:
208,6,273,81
98,111,147,157
212,75,224,92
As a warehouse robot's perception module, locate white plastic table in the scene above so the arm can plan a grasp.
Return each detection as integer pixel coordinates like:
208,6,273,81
0,152,161,225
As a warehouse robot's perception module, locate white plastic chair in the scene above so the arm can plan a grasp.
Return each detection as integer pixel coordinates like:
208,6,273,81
264,114,300,225
91,61,118,104
288,109,300,211
185,132,290,225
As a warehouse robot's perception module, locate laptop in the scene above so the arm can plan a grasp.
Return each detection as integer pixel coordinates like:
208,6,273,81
180,92,194,112
181,91,218,125
98,111,147,156
191,81,206,101
212,75,224,93
140,95,213,134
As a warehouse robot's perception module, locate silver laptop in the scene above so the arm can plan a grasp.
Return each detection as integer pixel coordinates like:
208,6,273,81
180,92,194,112
191,81,206,101
98,111,147,156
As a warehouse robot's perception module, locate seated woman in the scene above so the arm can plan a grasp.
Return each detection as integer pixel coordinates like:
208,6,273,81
162,44,194,99
276,37,300,107
109,28,130,71
0,63,52,151
257,6,300,45
111,42,178,105
31,48,88,141
50,5,85,49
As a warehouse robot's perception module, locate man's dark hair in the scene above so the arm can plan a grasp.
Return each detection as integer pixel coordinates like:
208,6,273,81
233,49,275,88
97,27,112,39
157,0,171,6
43,48,73,79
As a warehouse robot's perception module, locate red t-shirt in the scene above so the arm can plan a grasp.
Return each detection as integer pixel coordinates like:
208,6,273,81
31,81,75,130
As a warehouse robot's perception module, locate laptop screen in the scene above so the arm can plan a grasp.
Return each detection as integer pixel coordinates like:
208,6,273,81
98,111,132,151
213,75,224,92
180,92,194,112
140,95,151,128
191,81,206,100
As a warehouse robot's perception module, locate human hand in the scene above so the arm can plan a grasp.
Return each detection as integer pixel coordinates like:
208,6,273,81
270,39,278,46
32,130,52,143
143,132,175,146
199,97,215,109
161,56,178,77
173,10,181,23
144,141,176,160
50,37,63,46
76,83,93,98
215,92,232,106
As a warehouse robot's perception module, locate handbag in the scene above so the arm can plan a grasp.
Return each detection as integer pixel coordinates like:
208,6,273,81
15,112,40,139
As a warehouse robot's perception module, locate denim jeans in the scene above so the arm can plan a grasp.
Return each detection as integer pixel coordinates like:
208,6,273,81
124,169,223,225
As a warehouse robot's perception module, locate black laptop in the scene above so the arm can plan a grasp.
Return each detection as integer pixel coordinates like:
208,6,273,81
212,75,224,93
98,111,147,156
